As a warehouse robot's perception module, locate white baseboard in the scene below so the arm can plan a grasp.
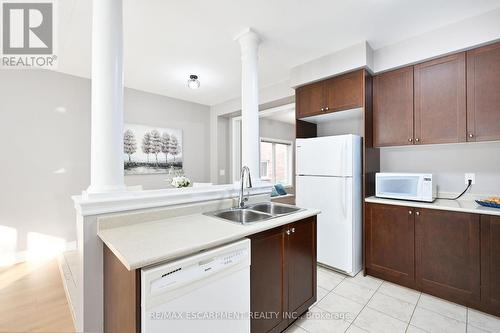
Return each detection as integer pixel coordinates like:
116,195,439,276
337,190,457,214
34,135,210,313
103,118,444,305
57,251,78,328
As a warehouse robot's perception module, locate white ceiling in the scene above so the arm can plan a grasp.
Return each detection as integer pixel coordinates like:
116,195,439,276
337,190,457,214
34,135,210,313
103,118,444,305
262,109,296,125
57,0,500,106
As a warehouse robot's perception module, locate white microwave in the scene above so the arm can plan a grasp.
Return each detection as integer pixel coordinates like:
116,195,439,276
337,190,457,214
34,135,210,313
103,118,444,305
375,173,435,202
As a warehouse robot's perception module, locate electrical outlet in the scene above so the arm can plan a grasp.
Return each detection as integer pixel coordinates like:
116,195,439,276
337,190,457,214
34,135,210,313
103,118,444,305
465,173,476,185
219,169,226,176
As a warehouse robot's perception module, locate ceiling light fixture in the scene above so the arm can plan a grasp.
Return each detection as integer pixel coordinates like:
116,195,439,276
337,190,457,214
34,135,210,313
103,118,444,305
187,74,200,89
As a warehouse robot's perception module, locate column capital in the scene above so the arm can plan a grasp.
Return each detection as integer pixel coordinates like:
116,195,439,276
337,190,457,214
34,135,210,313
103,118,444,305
235,28,261,50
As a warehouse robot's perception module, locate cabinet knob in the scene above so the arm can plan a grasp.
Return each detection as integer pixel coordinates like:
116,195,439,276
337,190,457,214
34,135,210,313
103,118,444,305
469,133,474,138
408,138,413,142
409,210,413,215
415,138,420,143
320,108,325,112
416,211,420,216
291,227,295,233
325,107,329,111
286,229,291,235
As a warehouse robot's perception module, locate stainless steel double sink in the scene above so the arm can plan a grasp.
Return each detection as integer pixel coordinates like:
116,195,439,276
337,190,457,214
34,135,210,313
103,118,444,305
204,202,303,224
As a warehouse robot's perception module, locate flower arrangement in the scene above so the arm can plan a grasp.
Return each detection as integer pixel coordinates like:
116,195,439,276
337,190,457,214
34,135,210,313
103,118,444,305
171,176,191,188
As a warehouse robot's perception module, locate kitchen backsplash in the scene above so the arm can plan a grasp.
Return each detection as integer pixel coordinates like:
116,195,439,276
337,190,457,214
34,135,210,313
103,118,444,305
380,141,500,195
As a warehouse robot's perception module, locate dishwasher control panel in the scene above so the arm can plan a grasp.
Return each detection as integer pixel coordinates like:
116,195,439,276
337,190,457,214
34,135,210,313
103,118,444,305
149,247,248,295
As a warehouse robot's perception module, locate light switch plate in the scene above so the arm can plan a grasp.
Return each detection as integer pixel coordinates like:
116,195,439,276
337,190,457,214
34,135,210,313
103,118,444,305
465,173,476,185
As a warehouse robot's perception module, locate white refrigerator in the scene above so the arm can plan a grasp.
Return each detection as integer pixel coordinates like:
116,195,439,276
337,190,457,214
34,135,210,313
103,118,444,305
296,134,362,276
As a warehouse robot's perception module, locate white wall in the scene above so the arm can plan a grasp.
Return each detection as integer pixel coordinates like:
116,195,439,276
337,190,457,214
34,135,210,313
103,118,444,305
209,80,295,183
0,70,90,262
290,42,374,87
315,108,364,138
260,118,295,185
216,117,230,184
124,88,210,189
373,8,500,73
0,70,210,259
222,117,295,184
260,118,295,142
380,142,500,195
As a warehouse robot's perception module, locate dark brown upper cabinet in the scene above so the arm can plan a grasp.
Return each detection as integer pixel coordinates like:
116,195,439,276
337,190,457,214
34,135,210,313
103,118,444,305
414,52,467,145
295,70,364,119
415,209,480,305
324,70,364,113
365,203,416,289
296,81,325,118
467,42,500,142
373,67,414,147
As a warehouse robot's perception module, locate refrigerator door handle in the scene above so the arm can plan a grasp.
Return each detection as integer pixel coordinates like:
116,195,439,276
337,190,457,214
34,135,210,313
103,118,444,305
344,140,350,176
296,145,301,175
340,141,345,175
341,177,347,218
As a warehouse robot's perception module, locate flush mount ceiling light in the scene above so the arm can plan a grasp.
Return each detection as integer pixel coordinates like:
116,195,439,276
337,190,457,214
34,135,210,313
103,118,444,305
187,74,200,89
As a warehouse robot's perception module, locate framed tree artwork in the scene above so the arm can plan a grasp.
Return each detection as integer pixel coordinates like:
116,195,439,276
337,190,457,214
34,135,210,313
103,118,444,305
123,123,183,175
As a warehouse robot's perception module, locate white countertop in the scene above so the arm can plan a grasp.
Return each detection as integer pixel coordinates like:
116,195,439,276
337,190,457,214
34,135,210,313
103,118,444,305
365,196,500,216
98,208,320,270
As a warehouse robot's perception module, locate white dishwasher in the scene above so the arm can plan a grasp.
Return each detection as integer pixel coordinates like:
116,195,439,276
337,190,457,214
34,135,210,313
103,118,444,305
141,239,251,333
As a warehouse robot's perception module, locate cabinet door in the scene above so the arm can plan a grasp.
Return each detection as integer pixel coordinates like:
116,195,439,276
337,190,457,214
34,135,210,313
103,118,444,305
296,82,325,118
373,67,414,147
250,227,287,333
365,203,415,288
481,215,500,316
414,53,466,144
467,42,500,142
325,70,364,113
415,209,480,305
287,217,317,320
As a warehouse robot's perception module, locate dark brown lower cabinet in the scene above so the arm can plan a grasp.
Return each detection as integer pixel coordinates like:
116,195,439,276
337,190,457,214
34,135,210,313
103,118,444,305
365,202,499,317
250,217,317,333
103,216,317,333
415,209,480,306
104,245,141,333
287,218,316,316
250,227,288,333
481,215,500,316
365,203,415,288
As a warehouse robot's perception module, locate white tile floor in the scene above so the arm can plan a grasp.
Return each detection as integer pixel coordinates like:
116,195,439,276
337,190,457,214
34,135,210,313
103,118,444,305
285,266,500,333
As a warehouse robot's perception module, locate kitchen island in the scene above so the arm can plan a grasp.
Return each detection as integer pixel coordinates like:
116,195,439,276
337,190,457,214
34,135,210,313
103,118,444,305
98,197,319,333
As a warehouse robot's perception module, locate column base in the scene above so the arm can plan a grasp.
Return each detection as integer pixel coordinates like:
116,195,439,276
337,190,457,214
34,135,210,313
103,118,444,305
83,184,130,200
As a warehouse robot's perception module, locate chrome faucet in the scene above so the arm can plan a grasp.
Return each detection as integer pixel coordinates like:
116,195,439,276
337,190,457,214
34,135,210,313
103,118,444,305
238,166,253,208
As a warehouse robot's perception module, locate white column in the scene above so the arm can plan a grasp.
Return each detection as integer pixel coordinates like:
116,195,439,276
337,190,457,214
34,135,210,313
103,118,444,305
236,28,261,180
87,0,126,194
